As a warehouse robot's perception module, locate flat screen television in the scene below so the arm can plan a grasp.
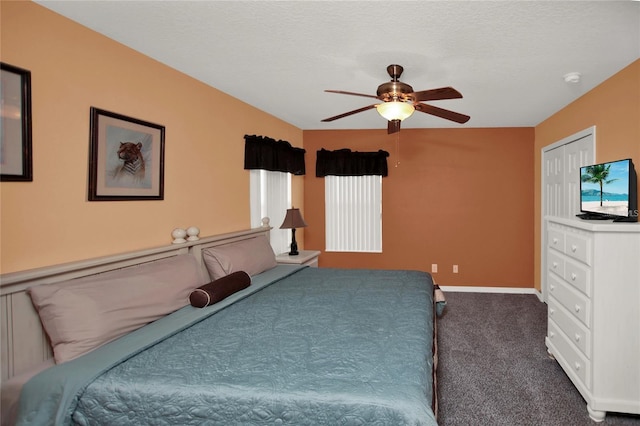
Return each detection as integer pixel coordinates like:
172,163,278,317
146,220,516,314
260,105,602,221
578,158,638,222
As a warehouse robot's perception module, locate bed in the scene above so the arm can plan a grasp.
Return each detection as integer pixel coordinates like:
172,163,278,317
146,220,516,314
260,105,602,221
0,225,444,426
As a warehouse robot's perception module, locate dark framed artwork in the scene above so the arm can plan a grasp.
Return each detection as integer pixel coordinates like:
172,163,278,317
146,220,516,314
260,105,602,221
1,62,33,181
88,107,165,201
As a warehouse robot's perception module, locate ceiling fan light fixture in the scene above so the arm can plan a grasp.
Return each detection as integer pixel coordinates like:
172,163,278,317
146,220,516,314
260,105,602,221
376,101,415,121
321,64,469,128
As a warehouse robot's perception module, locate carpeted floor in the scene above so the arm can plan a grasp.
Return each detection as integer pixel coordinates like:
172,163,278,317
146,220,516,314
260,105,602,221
436,292,640,426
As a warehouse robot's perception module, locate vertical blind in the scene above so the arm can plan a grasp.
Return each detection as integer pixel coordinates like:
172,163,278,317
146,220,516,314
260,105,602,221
250,169,291,255
325,175,382,252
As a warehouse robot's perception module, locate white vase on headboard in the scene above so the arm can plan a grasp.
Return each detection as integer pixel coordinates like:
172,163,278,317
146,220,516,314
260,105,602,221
186,226,200,241
171,228,187,244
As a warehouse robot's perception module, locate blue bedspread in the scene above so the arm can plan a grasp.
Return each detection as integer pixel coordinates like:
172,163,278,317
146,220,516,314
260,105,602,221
18,266,437,426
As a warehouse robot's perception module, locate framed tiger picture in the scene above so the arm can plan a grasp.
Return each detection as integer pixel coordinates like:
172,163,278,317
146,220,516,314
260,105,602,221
88,107,165,201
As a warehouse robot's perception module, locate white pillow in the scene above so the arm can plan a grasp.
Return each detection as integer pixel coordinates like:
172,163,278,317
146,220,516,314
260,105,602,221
28,254,204,364
202,235,277,280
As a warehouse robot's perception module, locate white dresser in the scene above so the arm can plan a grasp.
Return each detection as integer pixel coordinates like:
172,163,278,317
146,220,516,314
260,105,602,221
545,216,640,422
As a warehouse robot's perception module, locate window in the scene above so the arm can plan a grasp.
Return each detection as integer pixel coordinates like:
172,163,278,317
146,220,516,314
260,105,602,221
250,169,291,255
325,174,382,252
316,148,387,253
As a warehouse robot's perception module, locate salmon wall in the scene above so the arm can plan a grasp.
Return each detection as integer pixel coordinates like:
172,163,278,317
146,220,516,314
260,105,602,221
3,2,634,290
303,128,535,287
533,59,640,291
0,2,304,273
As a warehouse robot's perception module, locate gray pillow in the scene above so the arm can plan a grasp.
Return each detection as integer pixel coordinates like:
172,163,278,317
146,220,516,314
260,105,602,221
28,254,203,364
202,235,277,280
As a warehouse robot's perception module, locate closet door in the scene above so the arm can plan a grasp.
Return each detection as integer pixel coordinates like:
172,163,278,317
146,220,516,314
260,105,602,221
564,136,594,217
544,145,565,217
541,127,595,302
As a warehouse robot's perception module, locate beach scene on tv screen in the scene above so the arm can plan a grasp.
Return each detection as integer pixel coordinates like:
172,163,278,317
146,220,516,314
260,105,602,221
581,160,630,216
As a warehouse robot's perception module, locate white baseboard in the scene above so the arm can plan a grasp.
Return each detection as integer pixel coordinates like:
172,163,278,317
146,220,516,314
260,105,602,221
440,286,543,302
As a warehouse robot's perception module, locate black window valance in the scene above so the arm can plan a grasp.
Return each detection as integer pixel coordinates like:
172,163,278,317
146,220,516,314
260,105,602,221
244,135,306,175
316,148,390,177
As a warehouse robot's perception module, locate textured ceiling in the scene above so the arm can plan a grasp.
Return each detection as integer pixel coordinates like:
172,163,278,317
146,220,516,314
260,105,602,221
36,1,640,131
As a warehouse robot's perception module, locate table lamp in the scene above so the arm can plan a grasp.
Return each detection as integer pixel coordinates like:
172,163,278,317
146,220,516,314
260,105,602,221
279,207,307,255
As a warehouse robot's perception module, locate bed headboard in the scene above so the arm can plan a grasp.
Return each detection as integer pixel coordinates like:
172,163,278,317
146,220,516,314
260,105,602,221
0,224,271,381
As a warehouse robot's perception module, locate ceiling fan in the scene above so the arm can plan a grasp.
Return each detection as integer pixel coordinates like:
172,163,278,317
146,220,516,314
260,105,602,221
321,64,470,134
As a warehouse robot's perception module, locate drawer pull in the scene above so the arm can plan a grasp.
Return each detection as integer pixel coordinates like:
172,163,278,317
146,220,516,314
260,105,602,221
553,238,559,245
571,273,577,281
549,331,555,338
549,308,555,316
574,362,581,371
574,304,581,313
571,244,578,253
550,284,555,291
552,262,558,269
574,333,581,342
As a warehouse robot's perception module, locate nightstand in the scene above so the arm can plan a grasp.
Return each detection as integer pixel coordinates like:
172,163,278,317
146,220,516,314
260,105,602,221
276,250,320,268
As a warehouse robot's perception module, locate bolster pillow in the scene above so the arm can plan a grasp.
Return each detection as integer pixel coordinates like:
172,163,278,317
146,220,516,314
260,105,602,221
189,271,251,308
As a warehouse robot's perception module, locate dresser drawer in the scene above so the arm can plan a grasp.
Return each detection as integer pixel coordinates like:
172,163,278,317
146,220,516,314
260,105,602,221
548,274,591,327
565,233,591,266
548,297,591,358
548,320,591,390
563,257,591,297
548,228,565,252
548,250,565,278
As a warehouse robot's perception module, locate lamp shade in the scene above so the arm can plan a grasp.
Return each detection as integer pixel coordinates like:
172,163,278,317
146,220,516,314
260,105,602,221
280,208,307,229
376,101,415,121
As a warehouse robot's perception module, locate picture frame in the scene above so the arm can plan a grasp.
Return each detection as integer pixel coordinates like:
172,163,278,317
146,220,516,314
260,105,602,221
88,107,165,201
1,62,33,182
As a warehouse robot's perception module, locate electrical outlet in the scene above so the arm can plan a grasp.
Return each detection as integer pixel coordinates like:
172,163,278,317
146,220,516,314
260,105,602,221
453,265,459,273
431,264,438,273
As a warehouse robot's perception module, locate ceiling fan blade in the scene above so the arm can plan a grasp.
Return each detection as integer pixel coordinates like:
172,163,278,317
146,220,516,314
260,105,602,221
388,120,401,134
415,103,470,124
325,90,380,100
411,87,463,102
321,104,378,122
